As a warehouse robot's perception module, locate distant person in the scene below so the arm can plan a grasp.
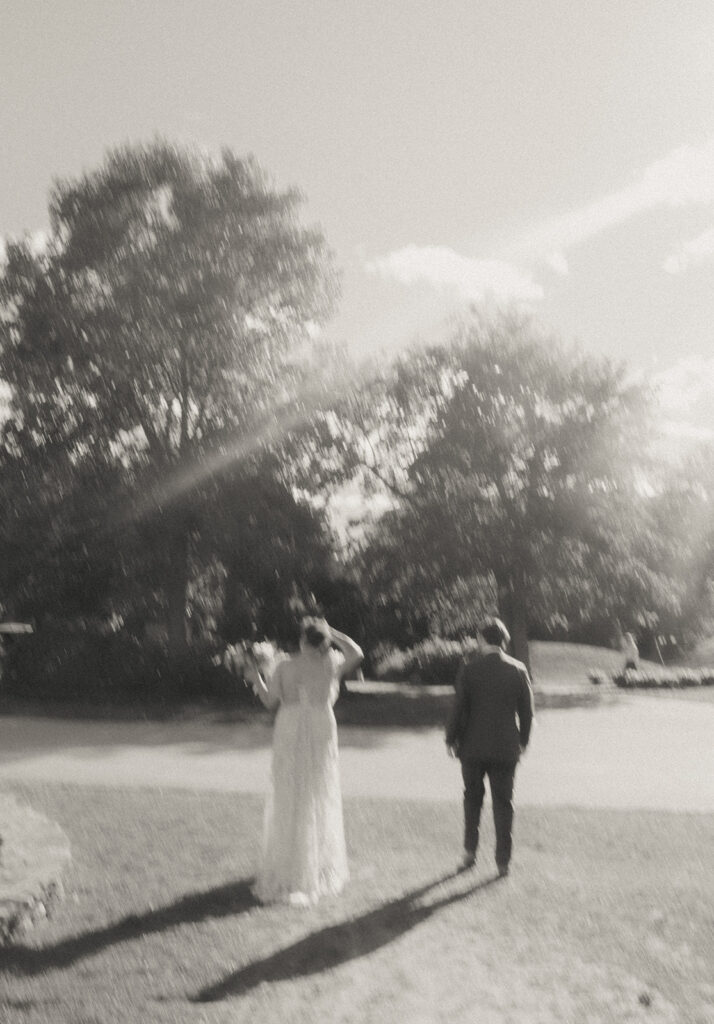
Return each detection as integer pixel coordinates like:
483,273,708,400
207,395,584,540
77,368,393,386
445,617,534,877
244,617,363,905
621,632,639,671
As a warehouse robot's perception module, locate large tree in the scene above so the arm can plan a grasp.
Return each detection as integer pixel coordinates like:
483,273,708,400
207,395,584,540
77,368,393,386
0,140,338,653
340,312,672,670
645,439,714,653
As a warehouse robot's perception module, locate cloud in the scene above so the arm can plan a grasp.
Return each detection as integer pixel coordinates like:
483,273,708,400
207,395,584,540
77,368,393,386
651,356,714,443
658,420,714,442
653,355,714,409
366,245,543,303
365,138,714,315
663,225,714,274
516,137,714,268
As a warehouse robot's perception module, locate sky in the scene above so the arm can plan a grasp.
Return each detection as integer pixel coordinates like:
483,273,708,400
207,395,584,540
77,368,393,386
2,0,713,438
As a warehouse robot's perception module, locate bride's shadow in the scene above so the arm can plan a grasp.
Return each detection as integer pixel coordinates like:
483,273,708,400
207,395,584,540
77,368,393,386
193,869,502,1003
2,878,258,974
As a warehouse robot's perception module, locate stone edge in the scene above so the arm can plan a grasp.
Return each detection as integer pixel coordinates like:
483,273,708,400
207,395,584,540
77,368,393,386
0,794,72,945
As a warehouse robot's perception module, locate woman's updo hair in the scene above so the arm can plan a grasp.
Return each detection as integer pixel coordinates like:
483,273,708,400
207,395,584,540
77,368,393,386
301,617,330,650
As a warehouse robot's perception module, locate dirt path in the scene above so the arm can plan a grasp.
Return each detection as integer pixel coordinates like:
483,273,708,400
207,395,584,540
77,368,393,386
0,695,712,811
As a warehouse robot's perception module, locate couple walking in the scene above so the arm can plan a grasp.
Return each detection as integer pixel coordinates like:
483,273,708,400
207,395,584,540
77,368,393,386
244,615,534,906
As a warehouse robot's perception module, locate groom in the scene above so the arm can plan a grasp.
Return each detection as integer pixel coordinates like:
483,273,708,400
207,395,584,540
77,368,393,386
446,617,534,876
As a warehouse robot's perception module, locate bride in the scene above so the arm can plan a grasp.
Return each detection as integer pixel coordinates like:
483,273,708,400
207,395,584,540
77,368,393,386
245,617,364,906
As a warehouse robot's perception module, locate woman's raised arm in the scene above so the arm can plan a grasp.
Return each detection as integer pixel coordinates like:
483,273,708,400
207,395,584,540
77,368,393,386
328,626,364,678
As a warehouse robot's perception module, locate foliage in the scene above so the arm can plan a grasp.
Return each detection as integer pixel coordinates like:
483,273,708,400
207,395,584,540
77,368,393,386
199,463,343,645
354,513,495,645
339,311,670,668
373,636,480,684
0,619,246,705
0,140,339,657
0,428,153,625
613,667,714,689
644,440,714,647
588,664,714,687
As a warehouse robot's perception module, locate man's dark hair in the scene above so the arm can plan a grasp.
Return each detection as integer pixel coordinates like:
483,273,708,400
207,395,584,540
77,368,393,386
479,617,511,648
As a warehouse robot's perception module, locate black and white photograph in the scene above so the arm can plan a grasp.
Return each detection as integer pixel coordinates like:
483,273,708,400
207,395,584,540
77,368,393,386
1,3,713,1021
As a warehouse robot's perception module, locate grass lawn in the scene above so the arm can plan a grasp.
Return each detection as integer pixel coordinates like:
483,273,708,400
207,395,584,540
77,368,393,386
0,784,712,1024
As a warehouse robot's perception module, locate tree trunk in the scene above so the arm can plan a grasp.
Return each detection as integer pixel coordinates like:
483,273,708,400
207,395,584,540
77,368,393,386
495,571,531,674
166,523,190,657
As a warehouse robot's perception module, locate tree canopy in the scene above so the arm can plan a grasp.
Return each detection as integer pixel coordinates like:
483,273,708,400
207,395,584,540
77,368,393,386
0,140,339,653
341,312,675,668
2,141,710,696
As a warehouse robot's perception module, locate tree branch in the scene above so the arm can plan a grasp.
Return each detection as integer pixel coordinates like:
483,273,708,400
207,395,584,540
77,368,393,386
352,455,415,505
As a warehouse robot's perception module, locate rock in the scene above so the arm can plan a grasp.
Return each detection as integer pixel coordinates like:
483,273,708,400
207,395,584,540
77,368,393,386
0,794,71,945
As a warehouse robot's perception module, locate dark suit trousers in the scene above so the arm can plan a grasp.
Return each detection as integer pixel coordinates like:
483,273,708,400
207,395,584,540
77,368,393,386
460,758,517,867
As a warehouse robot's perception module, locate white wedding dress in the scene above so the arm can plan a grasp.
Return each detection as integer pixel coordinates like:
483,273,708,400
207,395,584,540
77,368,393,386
253,648,349,905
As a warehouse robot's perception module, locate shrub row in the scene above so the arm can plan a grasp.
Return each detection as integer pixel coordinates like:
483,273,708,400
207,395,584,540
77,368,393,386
373,636,480,685
589,667,714,689
0,624,251,706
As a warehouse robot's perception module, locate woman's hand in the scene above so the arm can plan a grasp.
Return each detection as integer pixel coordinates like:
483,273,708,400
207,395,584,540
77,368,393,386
242,657,264,695
250,658,280,710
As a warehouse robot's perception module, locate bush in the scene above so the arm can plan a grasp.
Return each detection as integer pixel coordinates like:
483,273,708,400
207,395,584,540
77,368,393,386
0,621,247,706
374,637,480,685
609,667,714,689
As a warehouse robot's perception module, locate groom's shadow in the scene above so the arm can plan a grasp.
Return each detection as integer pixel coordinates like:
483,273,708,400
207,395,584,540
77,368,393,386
1,878,258,975
194,868,502,1003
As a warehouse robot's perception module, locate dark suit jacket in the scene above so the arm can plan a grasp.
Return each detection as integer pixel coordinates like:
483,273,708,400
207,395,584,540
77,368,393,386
446,649,534,763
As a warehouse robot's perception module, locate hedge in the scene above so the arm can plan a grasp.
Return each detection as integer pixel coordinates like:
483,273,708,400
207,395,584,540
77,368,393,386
373,637,480,685
589,667,714,689
0,623,248,705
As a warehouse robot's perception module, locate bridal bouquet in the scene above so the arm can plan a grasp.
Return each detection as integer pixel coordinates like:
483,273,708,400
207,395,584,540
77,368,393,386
214,640,281,683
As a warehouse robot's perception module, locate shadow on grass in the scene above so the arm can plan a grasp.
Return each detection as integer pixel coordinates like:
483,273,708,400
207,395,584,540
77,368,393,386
1,878,257,975
193,869,502,1003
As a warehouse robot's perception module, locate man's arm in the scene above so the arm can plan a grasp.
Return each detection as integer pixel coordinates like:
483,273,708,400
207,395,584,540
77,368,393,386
517,668,535,750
